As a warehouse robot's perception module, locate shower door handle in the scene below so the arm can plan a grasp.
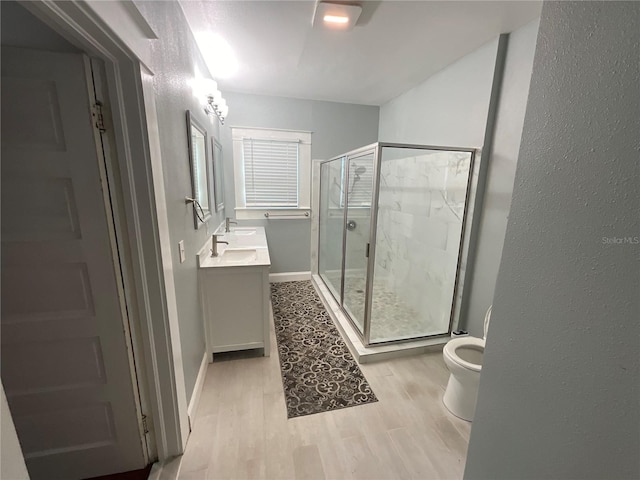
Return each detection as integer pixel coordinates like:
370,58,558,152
365,243,370,258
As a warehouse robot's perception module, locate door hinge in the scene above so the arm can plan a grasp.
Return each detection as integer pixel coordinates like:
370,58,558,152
92,102,107,133
141,414,149,434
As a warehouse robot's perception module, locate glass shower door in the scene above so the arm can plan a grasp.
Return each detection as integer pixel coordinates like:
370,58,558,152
318,158,345,301
342,149,376,333
369,146,474,343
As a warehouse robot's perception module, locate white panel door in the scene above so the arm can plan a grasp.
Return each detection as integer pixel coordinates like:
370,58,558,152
1,47,146,479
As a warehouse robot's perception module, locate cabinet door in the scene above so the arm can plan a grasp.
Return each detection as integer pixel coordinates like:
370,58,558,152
204,269,266,353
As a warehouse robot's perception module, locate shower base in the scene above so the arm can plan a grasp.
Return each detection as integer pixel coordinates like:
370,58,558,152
329,274,448,342
311,274,447,363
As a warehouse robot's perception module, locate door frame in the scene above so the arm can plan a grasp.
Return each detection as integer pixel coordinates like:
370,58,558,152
19,0,189,461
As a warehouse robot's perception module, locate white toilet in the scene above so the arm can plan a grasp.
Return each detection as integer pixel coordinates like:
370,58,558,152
442,305,491,421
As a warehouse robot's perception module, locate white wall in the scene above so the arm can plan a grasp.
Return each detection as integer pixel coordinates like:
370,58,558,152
379,38,497,147
378,21,539,335
464,2,640,478
462,19,539,335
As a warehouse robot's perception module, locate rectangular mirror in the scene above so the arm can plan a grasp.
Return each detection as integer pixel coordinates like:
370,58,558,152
212,138,224,212
186,110,212,228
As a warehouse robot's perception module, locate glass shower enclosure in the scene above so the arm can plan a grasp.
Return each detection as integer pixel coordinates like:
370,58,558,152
318,143,476,345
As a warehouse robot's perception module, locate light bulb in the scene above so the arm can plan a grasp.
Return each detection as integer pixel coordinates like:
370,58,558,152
324,15,349,24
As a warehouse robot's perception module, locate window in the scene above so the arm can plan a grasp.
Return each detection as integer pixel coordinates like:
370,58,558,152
232,127,311,220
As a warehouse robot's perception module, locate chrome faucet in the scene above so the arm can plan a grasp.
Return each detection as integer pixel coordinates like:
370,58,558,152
225,217,238,233
211,234,228,257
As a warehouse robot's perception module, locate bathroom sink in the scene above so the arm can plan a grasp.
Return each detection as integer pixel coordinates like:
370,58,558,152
231,229,256,236
197,226,268,268
227,227,264,246
221,248,258,264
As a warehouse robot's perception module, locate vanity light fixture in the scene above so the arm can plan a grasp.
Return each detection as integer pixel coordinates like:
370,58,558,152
204,88,229,124
312,1,362,30
192,76,229,124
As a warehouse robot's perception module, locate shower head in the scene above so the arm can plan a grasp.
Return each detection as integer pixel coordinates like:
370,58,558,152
352,165,367,183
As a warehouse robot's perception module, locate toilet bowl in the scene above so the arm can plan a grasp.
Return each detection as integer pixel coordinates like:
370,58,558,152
442,306,491,421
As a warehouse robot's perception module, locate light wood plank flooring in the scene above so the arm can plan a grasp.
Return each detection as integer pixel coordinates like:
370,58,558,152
178,322,470,480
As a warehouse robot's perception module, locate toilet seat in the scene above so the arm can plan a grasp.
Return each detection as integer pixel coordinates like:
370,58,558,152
443,337,485,372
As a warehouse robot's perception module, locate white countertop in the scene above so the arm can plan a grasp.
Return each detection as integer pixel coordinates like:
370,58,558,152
197,226,271,268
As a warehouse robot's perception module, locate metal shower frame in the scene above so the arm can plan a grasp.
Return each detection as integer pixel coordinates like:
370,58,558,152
317,142,477,347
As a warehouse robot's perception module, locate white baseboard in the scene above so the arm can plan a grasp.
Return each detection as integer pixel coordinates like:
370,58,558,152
148,456,181,480
147,462,162,480
187,351,209,429
269,271,311,283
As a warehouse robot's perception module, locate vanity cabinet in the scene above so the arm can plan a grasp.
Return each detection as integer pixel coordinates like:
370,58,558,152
198,227,271,358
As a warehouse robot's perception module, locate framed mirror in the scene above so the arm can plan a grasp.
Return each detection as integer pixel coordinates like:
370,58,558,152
186,110,212,228
212,138,224,212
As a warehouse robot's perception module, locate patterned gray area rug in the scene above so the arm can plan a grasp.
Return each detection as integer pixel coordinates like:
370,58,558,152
270,280,377,418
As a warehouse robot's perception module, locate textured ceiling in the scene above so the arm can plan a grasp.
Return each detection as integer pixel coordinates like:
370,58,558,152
180,0,542,106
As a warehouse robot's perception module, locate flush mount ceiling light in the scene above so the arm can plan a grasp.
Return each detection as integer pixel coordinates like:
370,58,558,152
312,1,362,30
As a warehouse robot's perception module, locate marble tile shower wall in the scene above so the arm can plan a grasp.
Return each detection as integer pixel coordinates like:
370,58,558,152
374,151,471,334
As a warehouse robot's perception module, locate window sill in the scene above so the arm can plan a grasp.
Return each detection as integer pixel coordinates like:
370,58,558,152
235,207,311,220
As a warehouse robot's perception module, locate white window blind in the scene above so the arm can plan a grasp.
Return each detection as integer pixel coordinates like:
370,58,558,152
242,138,299,207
